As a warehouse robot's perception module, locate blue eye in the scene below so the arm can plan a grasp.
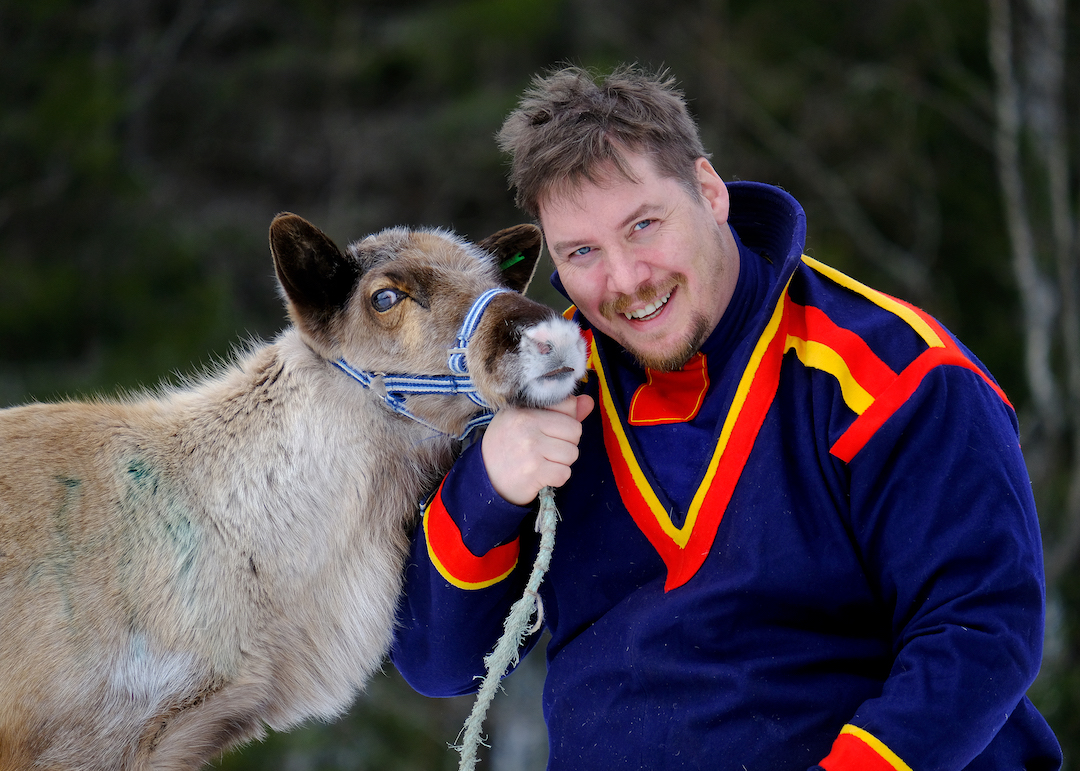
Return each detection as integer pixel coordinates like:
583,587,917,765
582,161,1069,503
633,219,654,232
571,246,592,258
371,288,405,312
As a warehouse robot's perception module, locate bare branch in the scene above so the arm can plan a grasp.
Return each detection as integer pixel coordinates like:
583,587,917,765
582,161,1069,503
987,0,1062,436
1017,0,1080,582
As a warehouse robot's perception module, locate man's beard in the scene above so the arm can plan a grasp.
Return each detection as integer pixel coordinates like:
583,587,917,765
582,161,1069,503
623,311,712,372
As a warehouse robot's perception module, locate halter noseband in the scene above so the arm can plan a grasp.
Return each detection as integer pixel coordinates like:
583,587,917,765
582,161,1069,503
332,287,512,440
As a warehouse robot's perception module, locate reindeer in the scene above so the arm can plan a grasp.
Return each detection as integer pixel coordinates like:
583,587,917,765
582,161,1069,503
0,214,585,770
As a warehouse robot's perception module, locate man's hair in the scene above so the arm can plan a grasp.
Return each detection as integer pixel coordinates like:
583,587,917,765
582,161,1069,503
497,64,709,219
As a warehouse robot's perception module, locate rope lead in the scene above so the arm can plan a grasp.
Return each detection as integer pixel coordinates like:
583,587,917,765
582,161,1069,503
454,485,560,771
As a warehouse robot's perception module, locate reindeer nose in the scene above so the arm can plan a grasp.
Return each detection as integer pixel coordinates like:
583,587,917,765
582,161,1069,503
525,329,575,379
525,328,556,356
525,330,578,381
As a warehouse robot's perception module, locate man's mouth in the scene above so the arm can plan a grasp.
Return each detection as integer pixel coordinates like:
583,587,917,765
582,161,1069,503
623,289,673,321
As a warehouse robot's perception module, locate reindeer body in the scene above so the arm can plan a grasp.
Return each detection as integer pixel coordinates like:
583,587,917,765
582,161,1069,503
0,216,585,770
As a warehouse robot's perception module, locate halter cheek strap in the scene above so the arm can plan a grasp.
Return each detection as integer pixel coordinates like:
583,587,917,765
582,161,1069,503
333,287,514,440
447,287,510,380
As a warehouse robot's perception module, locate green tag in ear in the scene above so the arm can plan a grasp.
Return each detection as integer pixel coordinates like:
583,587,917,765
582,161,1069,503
499,252,525,271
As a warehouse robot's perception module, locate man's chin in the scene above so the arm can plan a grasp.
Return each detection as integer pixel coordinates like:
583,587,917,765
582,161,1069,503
627,345,696,372
620,314,712,372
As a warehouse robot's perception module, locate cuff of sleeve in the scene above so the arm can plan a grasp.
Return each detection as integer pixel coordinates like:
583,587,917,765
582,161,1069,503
818,725,912,771
423,443,533,590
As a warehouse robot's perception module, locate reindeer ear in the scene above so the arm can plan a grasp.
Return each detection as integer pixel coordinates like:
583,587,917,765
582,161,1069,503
270,213,360,334
477,223,543,294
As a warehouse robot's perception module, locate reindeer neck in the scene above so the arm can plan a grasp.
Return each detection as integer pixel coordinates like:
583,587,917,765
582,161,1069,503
164,331,458,530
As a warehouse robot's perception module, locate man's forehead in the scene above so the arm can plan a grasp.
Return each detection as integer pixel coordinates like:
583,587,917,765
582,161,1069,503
541,147,661,204
539,164,683,242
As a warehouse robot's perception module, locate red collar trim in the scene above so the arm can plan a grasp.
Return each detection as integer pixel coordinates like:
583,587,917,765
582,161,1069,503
628,353,710,425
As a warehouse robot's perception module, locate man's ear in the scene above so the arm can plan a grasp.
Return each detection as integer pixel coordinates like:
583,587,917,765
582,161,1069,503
695,157,730,226
269,212,360,337
477,223,543,294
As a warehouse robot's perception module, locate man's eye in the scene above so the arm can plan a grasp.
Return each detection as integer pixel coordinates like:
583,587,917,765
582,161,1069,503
371,288,405,312
633,219,654,232
570,246,592,258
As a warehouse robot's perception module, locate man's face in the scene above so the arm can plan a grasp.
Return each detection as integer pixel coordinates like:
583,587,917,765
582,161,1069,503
540,152,739,371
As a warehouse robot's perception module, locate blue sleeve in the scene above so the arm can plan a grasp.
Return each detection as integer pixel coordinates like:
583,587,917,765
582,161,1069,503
390,442,540,697
817,364,1056,770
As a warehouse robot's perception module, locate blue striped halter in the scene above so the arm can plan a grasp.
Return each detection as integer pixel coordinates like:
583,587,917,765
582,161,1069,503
332,287,512,440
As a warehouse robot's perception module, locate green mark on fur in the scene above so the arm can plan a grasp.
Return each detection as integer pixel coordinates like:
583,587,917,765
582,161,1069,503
126,458,159,493
122,457,200,586
499,252,525,271
45,476,81,620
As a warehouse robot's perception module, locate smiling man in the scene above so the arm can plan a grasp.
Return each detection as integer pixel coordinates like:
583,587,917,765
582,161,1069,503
543,151,736,372
391,65,1062,771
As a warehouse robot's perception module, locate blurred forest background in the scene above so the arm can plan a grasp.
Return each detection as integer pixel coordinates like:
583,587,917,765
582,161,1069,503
2,0,1079,767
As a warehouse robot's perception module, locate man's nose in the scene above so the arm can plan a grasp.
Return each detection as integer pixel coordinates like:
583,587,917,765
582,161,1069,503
604,248,650,296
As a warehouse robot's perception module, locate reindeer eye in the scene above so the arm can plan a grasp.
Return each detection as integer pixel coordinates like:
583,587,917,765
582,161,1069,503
371,288,405,312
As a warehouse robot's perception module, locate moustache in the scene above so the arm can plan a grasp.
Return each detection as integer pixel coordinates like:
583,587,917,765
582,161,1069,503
599,276,684,320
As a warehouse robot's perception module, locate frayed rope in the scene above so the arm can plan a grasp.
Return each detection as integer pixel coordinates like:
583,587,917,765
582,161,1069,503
453,485,559,771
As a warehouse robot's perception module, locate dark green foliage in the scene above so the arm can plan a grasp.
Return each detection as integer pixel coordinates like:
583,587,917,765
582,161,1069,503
2,0,1078,766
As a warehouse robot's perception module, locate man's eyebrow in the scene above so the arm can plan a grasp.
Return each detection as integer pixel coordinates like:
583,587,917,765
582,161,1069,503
619,203,662,230
549,237,581,257
549,203,663,256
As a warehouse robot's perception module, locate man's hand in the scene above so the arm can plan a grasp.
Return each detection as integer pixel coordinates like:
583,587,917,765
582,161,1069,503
481,394,595,506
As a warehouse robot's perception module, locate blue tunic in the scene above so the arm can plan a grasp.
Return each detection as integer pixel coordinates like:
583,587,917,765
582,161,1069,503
391,182,1062,771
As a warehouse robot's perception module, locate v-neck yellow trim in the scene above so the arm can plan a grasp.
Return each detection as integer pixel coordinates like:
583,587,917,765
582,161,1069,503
588,278,791,549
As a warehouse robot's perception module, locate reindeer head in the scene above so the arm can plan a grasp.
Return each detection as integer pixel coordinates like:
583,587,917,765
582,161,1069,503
269,214,586,436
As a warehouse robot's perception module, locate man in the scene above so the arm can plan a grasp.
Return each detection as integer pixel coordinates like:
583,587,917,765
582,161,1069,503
390,65,1062,770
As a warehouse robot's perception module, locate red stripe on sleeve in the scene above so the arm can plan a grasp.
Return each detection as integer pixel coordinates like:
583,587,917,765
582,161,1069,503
830,303,1013,463
830,344,1011,463
819,727,910,771
423,479,520,589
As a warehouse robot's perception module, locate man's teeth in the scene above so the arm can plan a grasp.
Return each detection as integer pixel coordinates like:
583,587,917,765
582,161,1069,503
624,290,672,321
